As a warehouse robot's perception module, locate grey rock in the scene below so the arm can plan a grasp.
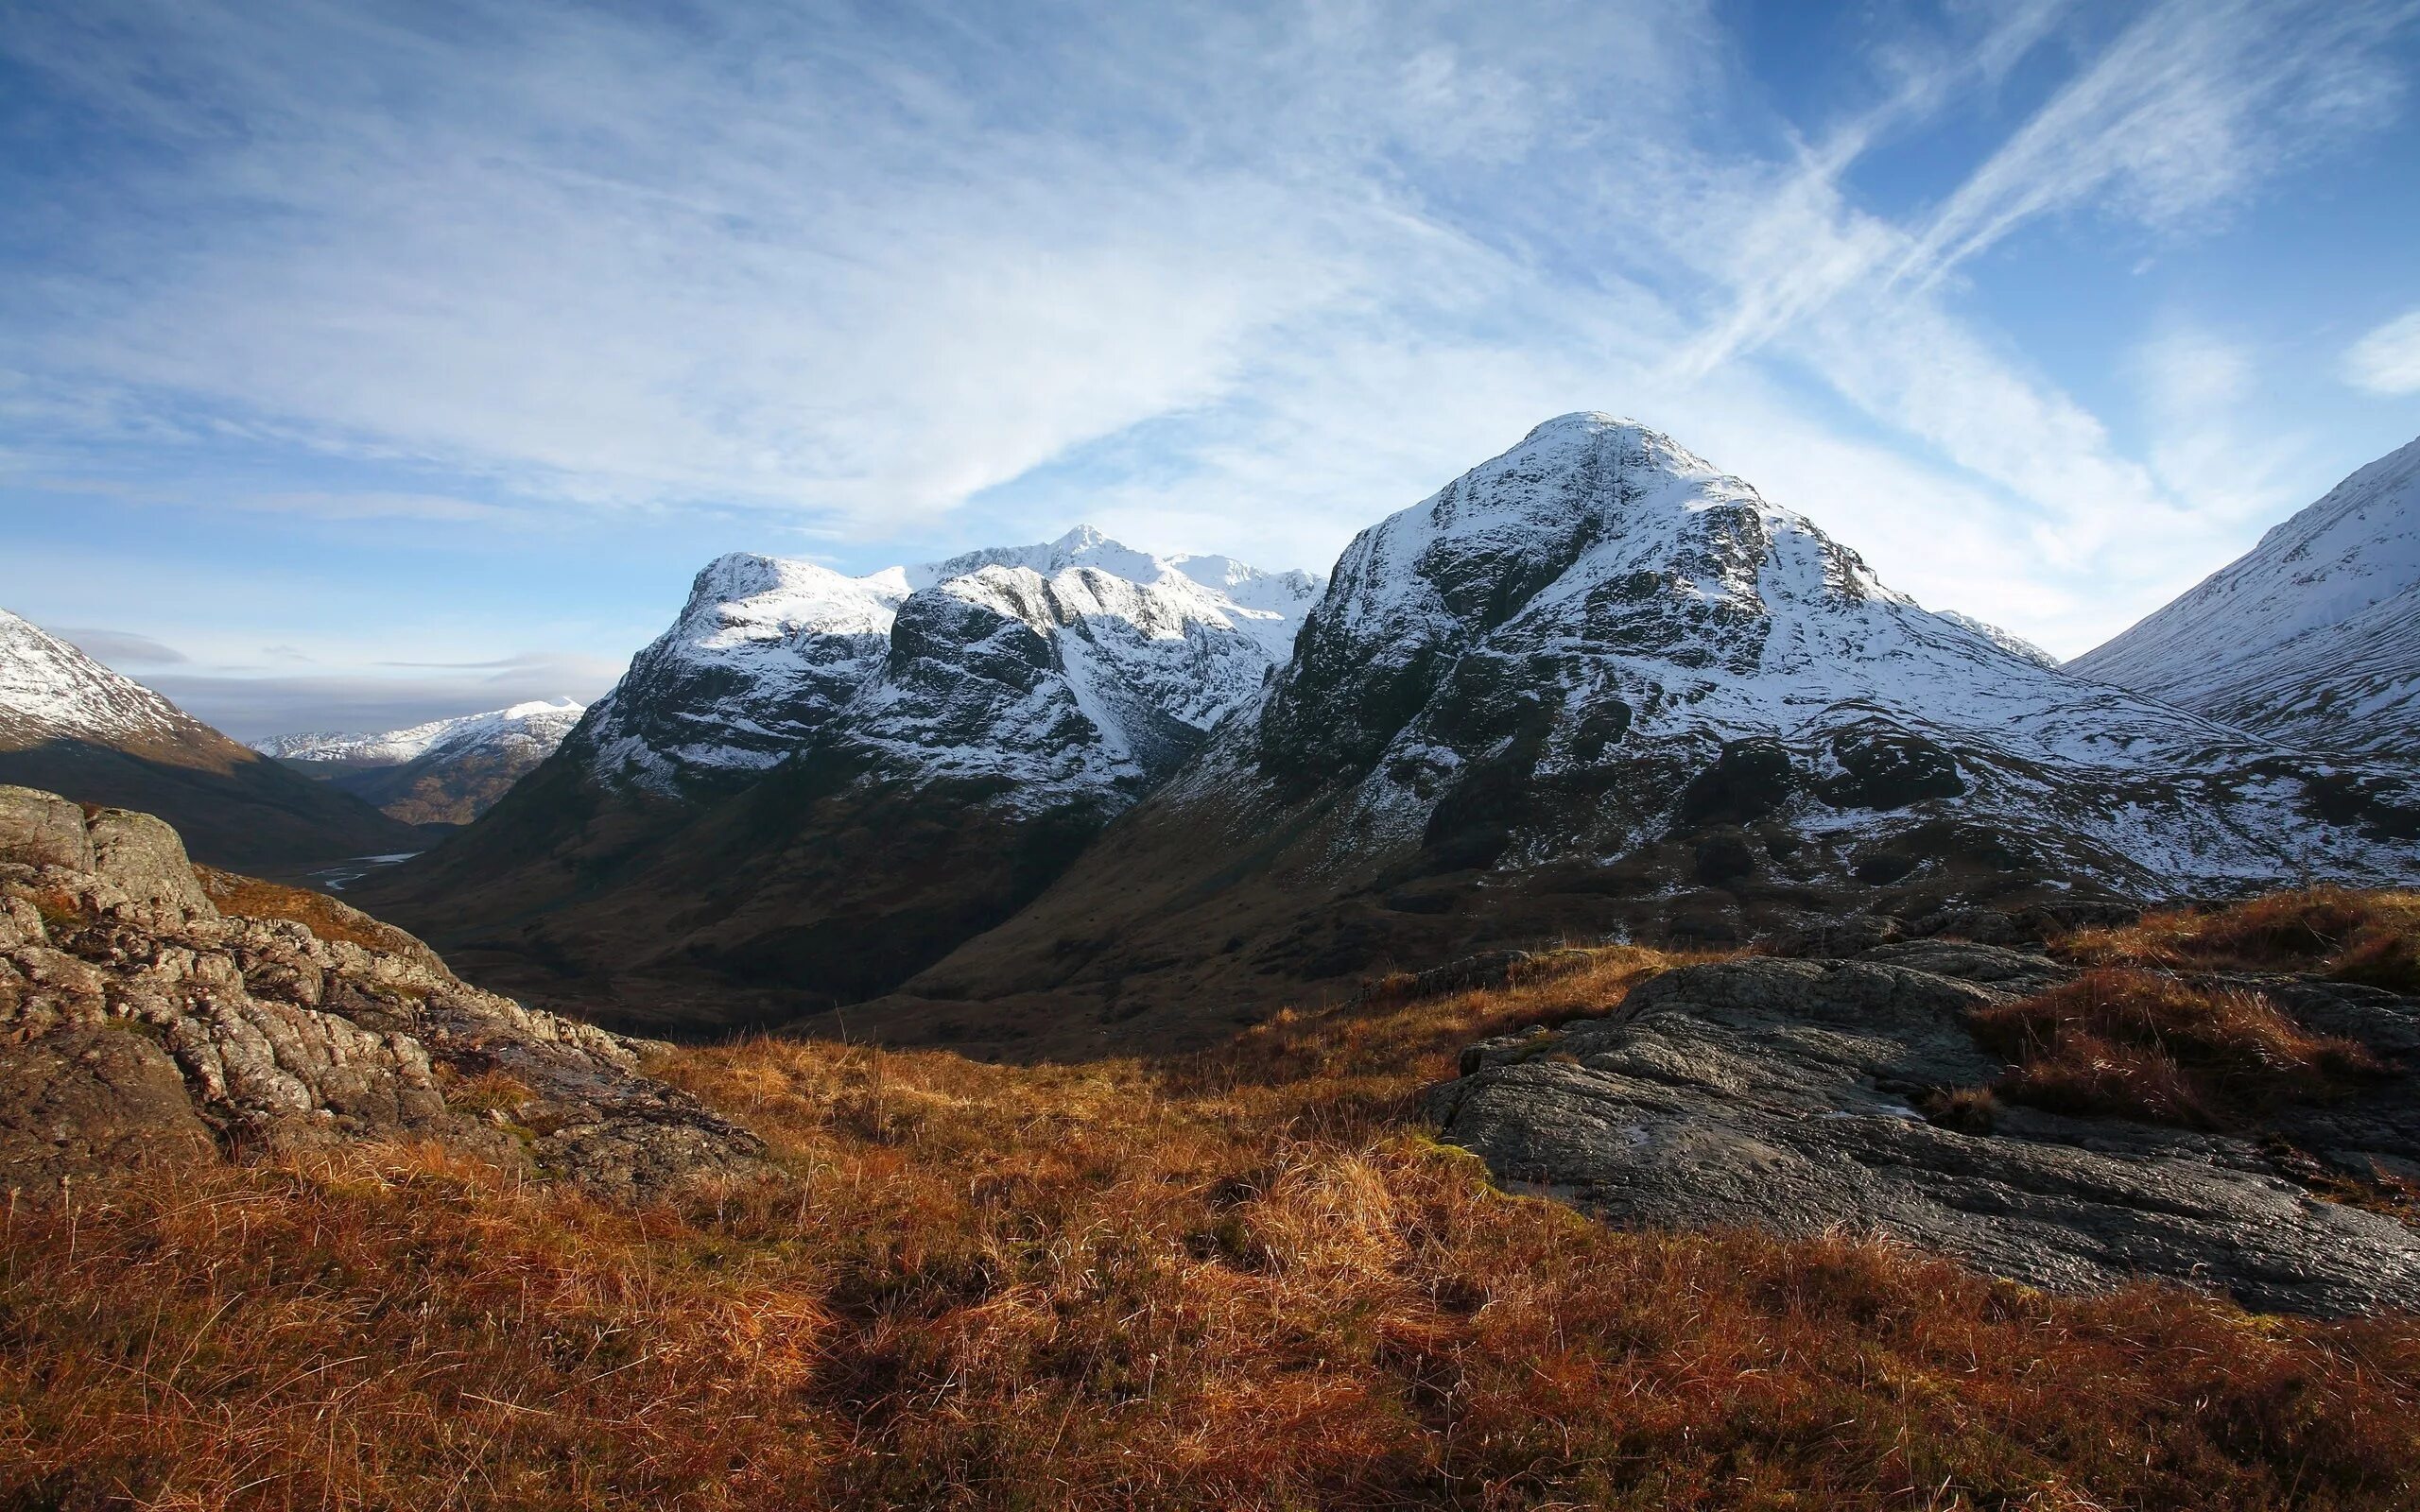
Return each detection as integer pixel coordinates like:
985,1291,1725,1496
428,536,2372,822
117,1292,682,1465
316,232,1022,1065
0,1026,219,1185
0,787,768,1200
1428,951,2420,1315
84,806,216,922
0,785,94,872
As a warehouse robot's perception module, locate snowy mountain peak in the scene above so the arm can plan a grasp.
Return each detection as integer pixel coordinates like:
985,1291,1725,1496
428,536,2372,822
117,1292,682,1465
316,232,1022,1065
1246,413,2420,892
0,609,196,745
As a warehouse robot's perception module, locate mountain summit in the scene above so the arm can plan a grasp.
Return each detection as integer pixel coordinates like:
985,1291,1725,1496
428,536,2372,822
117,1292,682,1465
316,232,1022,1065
881,415,2420,1054
2070,433,2420,763
357,529,1323,1032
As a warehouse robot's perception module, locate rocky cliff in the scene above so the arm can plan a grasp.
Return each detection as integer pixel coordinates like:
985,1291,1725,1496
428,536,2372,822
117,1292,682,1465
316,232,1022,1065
356,528,1322,1034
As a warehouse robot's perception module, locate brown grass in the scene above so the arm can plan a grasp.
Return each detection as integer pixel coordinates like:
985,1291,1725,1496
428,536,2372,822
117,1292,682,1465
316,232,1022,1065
2059,886,2420,992
193,865,426,954
1973,967,2383,1127
5,935,2420,1506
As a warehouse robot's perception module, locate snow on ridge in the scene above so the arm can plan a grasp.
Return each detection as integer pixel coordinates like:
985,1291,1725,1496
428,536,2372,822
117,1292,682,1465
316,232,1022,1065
1933,610,2060,670
255,697,586,766
2068,430,2420,756
0,608,197,744
586,526,1324,796
1274,410,2420,892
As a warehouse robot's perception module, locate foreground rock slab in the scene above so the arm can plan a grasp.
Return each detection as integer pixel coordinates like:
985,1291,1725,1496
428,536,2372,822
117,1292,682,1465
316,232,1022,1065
0,784,767,1198
1427,945,2420,1316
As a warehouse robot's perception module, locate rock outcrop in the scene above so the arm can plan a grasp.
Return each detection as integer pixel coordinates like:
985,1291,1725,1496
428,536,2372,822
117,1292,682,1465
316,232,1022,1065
0,784,764,1198
1426,943,2420,1316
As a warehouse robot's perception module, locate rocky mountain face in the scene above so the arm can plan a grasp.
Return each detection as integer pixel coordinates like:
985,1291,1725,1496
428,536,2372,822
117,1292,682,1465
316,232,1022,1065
0,784,766,1197
1427,936,2420,1317
356,528,1322,1035
0,610,421,870
2070,433,2420,765
257,698,586,826
874,416,2420,1057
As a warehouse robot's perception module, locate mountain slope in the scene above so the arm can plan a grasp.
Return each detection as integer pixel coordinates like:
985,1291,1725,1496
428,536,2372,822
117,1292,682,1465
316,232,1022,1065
0,610,422,869
257,698,585,825
2070,434,2420,761
873,416,2420,1057
356,529,1322,1033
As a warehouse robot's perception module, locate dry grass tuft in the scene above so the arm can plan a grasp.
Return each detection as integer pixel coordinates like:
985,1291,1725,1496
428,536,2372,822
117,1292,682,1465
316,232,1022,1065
2060,887,2420,992
1973,967,2382,1127
6,922,2420,1506
193,864,426,954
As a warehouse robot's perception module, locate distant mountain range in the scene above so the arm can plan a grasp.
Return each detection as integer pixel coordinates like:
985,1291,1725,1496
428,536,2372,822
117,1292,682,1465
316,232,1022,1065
352,418,2420,1049
2070,434,2420,763
255,698,585,826
0,609,419,869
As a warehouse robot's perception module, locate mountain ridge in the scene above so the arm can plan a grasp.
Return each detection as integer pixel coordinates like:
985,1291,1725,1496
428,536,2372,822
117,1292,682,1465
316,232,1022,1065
355,526,1325,1033
257,698,587,826
860,414,2420,1056
2070,433,2420,761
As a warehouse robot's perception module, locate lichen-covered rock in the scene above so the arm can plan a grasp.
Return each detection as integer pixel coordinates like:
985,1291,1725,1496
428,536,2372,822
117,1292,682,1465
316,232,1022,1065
0,786,93,872
1428,947,2420,1316
0,787,766,1199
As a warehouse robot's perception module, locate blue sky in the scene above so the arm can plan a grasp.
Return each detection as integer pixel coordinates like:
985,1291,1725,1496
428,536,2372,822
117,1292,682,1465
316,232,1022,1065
3,0,2418,739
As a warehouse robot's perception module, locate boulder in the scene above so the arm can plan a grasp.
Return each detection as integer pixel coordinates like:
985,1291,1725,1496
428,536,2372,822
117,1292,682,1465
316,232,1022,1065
0,785,94,872
1428,948,2420,1315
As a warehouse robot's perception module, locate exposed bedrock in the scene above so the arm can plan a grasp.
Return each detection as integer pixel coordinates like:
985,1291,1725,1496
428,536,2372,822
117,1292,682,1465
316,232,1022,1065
1428,945,2420,1315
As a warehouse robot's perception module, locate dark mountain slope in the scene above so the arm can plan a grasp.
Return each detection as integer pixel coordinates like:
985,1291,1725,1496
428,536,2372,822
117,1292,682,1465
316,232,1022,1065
356,533,1320,1035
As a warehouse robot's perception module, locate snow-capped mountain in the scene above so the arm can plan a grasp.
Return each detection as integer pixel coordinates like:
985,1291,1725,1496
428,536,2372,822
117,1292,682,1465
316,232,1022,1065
355,527,1326,1030
2069,433,2420,763
891,415,2420,1054
0,608,196,746
255,699,587,826
257,699,585,767
0,609,418,867
576,525,1322,801
1243,413,2399,885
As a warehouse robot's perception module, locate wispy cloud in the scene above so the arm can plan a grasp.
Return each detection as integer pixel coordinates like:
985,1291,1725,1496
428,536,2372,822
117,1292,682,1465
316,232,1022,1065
2344,308,2420,394
1893,0,2414,291
0,0,2413,673
50,626,188,666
